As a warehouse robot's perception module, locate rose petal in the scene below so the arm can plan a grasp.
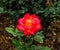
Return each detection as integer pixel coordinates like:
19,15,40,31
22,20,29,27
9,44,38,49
24,13,30,19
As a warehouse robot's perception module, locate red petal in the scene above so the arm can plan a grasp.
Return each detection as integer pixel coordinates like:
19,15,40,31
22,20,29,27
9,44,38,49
16,25,25,31
23,13,30,19
31,14,37,18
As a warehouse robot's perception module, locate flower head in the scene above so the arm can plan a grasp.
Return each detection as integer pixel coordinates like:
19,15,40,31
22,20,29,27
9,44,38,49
16,13,42,36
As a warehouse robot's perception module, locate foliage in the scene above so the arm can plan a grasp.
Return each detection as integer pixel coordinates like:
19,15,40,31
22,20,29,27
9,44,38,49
31,45,51,50
5,27,51,50
0,0,60,19
5,27,23,37
34,31,44,43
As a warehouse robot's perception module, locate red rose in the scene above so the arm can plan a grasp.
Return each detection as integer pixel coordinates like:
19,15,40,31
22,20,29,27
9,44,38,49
16,13,42,36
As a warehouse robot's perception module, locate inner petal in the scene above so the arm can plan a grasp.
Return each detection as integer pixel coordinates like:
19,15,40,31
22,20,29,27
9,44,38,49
24,17,33,26
25,19,31,26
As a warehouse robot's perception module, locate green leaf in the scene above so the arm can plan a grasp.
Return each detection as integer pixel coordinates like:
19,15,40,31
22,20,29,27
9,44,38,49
0,7,4,13
5,27,23,37
31,45,42,50
5,27,16,36
44,8,49,17
31,45,51,50
18,0,23,4
15,28,23,38
12,39,22,47
12,39,24,50
58,1,60,7
16,46,25,50
19,10,26,14
39,46,51,50
31,45,36,50
34,31,44,43
8,10,15,15
2,0,7,2
25,39,33,47
38,0,42,4
5,27,15,36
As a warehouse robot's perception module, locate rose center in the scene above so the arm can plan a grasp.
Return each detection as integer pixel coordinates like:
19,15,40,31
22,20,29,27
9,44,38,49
25,17,32,26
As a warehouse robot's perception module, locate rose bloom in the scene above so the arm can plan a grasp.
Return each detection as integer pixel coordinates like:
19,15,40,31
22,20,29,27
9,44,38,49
16,13,42,36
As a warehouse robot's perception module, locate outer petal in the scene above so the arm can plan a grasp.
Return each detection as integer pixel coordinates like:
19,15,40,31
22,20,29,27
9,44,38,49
31,14,41,24
16,25,25,31
31,14,36,18
37,24,42,30
29,30,35,35
24,31,30,36
17,18,24,25
23,13,30,19
24,31,34,36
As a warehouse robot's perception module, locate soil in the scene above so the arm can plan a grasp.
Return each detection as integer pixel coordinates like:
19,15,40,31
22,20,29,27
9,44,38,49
0,14,60,50
43,21,60,50
0,14,15,50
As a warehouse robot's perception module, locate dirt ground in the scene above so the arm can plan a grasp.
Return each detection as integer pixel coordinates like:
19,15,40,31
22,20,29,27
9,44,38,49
0,14,60,50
